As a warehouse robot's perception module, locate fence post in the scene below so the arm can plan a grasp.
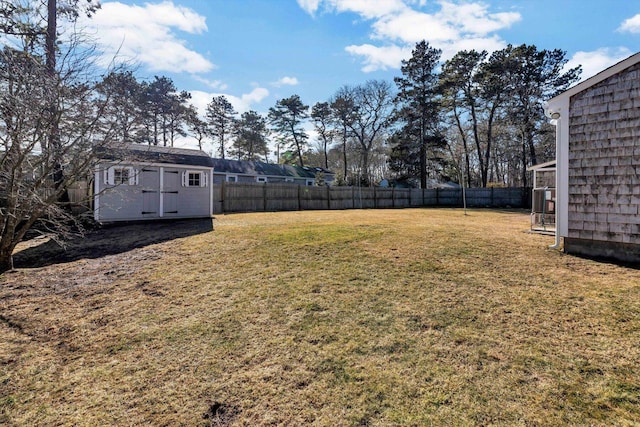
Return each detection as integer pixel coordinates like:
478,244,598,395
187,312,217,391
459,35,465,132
327,185,331,210
221,180,226,213
263,182,267,212
352,186,356,209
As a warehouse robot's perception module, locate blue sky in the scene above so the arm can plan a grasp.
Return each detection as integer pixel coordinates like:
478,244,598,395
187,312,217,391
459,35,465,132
83,0,640,150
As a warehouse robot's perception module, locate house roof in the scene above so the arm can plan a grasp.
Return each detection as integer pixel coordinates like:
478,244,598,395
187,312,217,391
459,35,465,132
98,144,214,168
547,51,640,105
210,158,334,179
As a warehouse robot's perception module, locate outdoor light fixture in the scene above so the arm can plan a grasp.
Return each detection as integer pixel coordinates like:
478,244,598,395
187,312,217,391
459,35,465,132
550,112,561,119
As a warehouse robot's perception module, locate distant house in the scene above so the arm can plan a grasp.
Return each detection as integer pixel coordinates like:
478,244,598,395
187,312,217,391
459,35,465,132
210,158,334,186
545,51,640,262
94,145,214,222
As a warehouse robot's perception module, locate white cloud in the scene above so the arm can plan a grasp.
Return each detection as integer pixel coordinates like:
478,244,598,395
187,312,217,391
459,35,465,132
437,1,520,36
301,0,520,72
189,87,270,116
372,9,459,43
84,1,214,73
326,0,407,19
565,47,633,82
345,44,411,72
618,13,640,33
192,76,228,91
296,0,322,16
272,76,300,87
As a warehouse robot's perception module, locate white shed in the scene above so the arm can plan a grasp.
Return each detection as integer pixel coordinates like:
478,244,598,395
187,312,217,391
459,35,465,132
94,145,214,223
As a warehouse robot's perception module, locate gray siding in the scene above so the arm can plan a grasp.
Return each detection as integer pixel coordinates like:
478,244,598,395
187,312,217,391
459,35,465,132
96,163,211,222
567,62,640,246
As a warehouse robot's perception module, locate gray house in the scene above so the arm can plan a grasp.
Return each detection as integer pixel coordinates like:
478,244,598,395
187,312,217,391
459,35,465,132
210,158,335,186
94,145,214,222
545,51,640,262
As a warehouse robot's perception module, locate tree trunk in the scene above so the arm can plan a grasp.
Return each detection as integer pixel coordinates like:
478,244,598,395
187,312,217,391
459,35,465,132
342,127,348,183
420,118,427,189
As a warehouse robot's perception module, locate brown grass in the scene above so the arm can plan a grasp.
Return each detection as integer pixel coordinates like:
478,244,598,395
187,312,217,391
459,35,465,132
1,209,639,426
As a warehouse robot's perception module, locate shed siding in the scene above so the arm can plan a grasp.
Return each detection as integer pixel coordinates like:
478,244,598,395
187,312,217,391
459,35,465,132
96,163,211,222
567,62,640,249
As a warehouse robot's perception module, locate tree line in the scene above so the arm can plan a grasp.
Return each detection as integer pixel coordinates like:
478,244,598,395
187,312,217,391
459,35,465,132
0,0,580,272
94,44,580,189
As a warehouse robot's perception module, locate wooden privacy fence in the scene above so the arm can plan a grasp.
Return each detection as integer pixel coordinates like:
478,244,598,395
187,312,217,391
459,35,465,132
212,182,531,214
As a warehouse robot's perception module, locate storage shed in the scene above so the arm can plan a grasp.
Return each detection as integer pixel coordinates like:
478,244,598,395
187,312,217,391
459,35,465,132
545,52,640,262
94,145,214,222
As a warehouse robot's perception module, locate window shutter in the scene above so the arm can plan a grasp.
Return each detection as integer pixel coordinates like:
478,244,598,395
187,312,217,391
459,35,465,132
103,167,109,185
107,167,115,185
181,171,186,187
202,172,208,187
131,168,139,186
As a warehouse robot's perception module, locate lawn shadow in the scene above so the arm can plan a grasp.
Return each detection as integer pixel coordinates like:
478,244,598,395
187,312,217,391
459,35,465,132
12,218,214,269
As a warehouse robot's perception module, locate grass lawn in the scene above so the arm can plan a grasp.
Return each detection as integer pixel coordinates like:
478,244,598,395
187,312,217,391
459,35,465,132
1,208,639,426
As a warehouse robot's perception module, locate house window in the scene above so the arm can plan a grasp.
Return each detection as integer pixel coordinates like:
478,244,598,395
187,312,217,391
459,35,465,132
256,176,267,183
226,175,238,183
105,166,137,186
306,179,315,186
182,170,208,187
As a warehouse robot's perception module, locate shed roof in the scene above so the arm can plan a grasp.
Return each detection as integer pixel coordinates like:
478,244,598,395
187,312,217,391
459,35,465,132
99,144,214,168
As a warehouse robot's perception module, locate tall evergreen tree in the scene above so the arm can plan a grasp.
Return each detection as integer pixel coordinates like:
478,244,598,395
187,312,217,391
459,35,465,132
497,44,580,186
393,40,442,188
310,101,334,169
232,110,269,161
96,70,145,143
206,95,236,159
268,95,309,166
439,50,487,187
330,88,357,184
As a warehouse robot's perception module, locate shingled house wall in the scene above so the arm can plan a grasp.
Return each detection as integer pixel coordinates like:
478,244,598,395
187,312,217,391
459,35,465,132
565,62,640,261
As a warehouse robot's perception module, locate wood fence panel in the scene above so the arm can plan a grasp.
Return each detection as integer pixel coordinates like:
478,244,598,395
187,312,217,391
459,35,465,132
353,188,376,209
266,184,299,211
409,189,424,206
376,188,394,208
211,183,530,213
224,182,265,212
423,189,439,206
211,185,223,214
466,188,492,207
394,189,411,208
300,186,329,210
329,187,354,209
437,189,462,206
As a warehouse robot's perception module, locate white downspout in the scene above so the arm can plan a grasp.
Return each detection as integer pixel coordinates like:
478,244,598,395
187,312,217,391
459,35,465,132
549,112,562,249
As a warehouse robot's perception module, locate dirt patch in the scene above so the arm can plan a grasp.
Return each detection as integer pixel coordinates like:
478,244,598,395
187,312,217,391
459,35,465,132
3,218,214,297
202,401,239,426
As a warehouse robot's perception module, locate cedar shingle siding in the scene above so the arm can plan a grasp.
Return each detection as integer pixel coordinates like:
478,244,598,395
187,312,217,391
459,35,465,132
566,62,640,261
